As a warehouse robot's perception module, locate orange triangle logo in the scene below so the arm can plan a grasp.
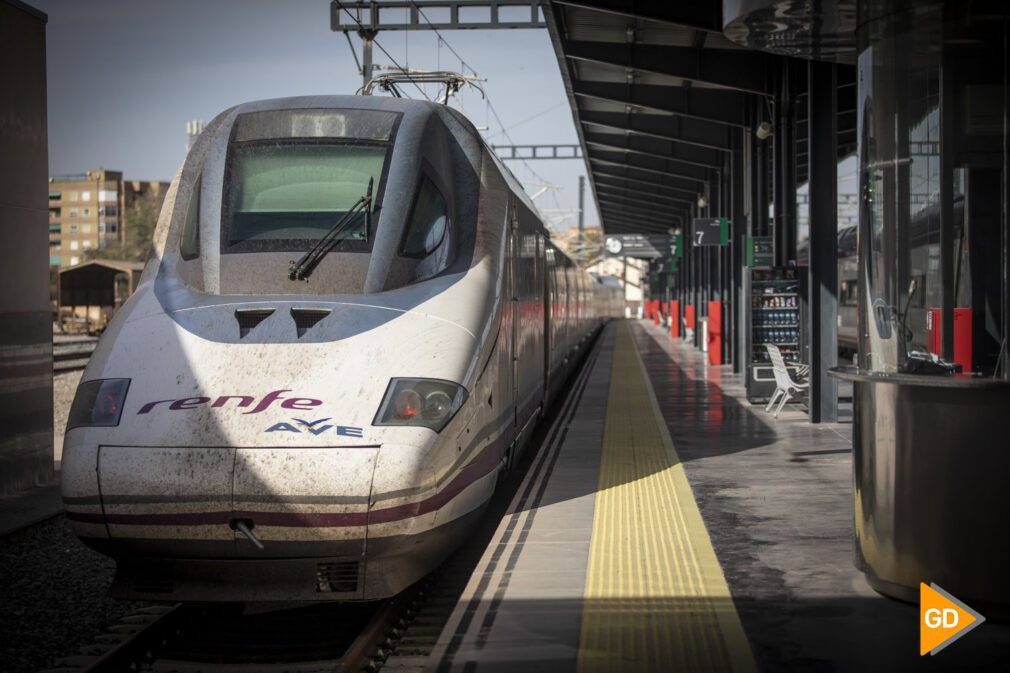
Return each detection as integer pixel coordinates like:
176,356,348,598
920,582,985,655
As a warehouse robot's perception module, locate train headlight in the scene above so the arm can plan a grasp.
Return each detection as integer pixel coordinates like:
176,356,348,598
374,378,467,432
67,378,131,430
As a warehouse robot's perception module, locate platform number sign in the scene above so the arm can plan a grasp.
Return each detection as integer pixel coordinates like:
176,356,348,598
692,217,730,246
670,234,683,258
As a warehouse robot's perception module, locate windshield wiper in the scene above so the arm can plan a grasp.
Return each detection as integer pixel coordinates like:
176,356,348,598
288,177,373,281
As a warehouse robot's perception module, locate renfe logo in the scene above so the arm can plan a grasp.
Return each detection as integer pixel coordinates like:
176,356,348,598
138,389,320,415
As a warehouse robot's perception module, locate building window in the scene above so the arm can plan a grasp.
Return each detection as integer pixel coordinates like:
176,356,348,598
82,224,92,233
81,208,90,217
69,223,78,234
49,240,60,248
70,240,79,251
98,189,118,202
49,191,61,201
67,191,78,202
69,256,79,266
50,255,61,266
99,206,118,217
49,223,60,233
81,191,91,201
68,207,77,218
83,240,92,249
106,223,118,233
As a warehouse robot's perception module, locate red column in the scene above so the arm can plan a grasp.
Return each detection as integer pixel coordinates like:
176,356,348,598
954,308,973,372
685,304,696,331
707,301,722,365
669,300,679,338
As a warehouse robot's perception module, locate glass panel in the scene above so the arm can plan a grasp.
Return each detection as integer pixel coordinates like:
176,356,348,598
222,143,386,250
180,176,200,260
401,177,448,257
858,0,1008,377
232,109,399,143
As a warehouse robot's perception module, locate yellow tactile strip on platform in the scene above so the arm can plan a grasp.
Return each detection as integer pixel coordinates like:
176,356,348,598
577,321,756,673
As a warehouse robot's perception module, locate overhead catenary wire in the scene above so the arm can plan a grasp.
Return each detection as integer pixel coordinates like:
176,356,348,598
484,101,567,142
397,0,585,226
334,0,432,101
406,0,552,191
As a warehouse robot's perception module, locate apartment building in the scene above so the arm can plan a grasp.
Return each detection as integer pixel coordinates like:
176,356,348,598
47,168,169,267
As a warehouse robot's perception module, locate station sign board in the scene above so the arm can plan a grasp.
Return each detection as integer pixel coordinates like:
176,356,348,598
692,217,731,246
604,234,680,259
746,235,774,267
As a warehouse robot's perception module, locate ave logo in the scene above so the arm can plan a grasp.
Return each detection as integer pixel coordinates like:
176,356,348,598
920,582,985,656
265,418,364,438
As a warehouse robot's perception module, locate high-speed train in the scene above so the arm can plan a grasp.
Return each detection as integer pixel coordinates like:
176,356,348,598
61,96,623,602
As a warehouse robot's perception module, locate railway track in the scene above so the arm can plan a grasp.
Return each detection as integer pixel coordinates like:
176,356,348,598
43,583,425,673
54,339,97,373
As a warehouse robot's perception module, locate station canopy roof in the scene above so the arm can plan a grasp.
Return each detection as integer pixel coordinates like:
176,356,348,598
543,0,856,235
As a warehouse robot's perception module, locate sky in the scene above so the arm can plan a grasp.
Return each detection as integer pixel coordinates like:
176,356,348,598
33,0,597,228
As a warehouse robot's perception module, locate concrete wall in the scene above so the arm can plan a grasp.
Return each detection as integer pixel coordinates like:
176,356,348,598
0,0,53,495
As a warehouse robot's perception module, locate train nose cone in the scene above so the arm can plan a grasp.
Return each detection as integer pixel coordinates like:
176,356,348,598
92,445,378,560
231,447,378,558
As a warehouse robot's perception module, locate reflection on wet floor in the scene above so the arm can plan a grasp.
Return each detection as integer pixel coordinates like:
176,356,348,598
633,320,1010,672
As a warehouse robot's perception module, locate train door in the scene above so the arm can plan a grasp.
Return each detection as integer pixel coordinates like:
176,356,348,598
508,200,519,431
542,239,552,408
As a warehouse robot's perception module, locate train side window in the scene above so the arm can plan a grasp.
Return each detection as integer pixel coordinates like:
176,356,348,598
180,175,201,260
401,176,448,258
840,280,858,306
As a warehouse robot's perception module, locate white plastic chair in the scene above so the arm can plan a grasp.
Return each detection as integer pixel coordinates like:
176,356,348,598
765,344,808,418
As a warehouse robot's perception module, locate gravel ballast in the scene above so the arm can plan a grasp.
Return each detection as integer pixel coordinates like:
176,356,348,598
0,369,146,673
53,370,83,464
0,517,148,673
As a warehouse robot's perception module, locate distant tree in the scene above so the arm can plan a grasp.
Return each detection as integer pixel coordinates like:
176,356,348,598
84,190,163,263
120,190,163,261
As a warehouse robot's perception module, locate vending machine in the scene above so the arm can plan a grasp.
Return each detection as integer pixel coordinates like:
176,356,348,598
745,267,807,403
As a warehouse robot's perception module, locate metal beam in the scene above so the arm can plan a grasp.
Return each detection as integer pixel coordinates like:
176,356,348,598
597,204,686,228
330,1,545,31
594,183,693,207
552,0,721,33
580,110,731,153
598,196,686,222
807,59,839,423
591,164,701,196
583,132,712,178
594,176,697,205
599,197,685,222
599,209,682,232
573,80,748,129
601,190,690,217
588,147,709,184
599,213,679,232
564,41,773,96
492,144,583,160
590,158,707,193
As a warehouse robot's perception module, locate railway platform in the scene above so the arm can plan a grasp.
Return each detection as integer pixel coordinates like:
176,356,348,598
423,319,1010,673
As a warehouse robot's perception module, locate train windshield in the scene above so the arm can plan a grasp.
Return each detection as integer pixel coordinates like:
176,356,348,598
224,143,385,248
220,109,397,254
